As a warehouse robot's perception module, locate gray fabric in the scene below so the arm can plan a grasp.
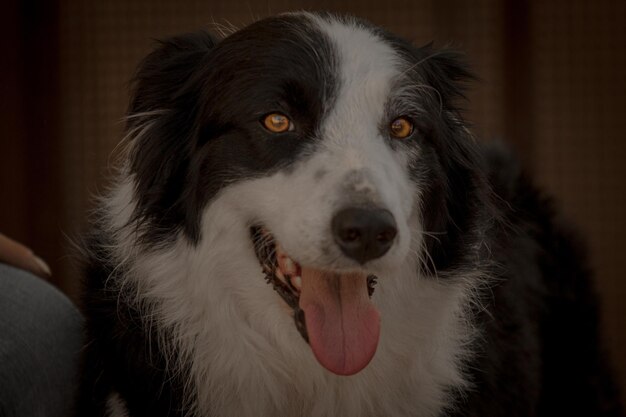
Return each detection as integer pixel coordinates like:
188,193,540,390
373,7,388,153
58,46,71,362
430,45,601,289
0,264,83,417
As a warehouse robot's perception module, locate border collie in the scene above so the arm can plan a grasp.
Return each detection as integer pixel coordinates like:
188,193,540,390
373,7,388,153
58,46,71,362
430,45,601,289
76,12,623,417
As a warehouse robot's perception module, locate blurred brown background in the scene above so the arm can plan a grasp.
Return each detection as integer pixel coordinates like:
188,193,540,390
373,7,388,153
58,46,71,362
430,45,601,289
1,0,624,402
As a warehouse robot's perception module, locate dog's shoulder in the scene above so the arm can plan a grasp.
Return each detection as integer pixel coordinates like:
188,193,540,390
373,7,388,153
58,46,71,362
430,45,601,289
456,141,624,416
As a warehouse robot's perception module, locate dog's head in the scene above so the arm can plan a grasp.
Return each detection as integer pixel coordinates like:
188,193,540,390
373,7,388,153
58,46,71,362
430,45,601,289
123,13,485,376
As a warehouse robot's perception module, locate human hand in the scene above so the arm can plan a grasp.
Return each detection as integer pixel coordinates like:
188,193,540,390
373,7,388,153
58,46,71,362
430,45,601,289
0,234,51,278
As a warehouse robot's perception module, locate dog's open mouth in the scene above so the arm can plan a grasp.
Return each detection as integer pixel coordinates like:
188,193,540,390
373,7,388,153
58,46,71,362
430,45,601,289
250,226,381,375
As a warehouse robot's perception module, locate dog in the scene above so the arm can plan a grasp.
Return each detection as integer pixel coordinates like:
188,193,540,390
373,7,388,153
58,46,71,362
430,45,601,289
75,12,623,417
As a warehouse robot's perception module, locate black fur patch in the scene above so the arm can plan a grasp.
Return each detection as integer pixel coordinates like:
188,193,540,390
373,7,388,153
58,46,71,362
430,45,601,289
128,15,338,245
379,30,492,274
75,231,191,417
447,147,624,416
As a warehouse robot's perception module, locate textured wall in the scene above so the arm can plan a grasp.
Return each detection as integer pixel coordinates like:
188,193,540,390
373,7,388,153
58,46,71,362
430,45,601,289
529,0,626,400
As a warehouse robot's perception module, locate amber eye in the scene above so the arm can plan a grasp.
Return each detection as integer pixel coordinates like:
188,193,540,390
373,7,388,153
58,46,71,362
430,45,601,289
389,117,414,139
262,113,293,133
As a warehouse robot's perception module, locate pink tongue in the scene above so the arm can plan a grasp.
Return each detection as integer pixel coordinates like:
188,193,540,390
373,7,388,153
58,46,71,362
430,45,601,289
298,269,380,376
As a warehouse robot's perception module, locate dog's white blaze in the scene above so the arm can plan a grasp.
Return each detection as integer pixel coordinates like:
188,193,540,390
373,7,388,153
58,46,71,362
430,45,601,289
313,15,417,264
102,15,477,417
252,15,418,274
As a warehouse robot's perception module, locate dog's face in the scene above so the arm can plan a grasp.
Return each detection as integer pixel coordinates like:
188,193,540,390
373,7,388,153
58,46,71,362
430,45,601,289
125,13,481,376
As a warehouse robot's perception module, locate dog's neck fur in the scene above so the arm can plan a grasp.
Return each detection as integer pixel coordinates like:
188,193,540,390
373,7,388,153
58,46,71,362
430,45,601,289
102,177,478,417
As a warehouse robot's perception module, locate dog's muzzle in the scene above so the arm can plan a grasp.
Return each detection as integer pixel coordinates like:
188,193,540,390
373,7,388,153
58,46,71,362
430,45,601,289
250,223,381,376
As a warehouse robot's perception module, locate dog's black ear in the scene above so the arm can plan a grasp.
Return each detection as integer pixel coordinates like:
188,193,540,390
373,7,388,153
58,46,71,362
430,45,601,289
124,32,218,244
418,44,474,108
129,32,217,116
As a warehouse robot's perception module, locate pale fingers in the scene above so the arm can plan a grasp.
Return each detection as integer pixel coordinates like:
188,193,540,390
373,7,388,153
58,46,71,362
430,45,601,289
0,234,51,278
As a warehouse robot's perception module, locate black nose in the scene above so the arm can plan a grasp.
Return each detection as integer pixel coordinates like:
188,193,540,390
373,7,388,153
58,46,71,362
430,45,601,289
331,207,398,264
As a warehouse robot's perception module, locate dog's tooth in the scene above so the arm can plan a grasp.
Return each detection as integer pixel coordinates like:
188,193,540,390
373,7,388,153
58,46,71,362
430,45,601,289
291,275,302,291
283,257,296,275
275,242,285,258
276,269,286,283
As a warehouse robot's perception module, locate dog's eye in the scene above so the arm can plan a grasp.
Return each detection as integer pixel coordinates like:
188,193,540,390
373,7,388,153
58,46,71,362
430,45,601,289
389,117,414,139
262,113,293,133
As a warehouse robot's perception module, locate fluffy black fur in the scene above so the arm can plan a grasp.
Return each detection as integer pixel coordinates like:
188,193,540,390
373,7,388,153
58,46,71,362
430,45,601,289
448,146,624,416
76,13,623,417
76,231,191,417
127,17,338,245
